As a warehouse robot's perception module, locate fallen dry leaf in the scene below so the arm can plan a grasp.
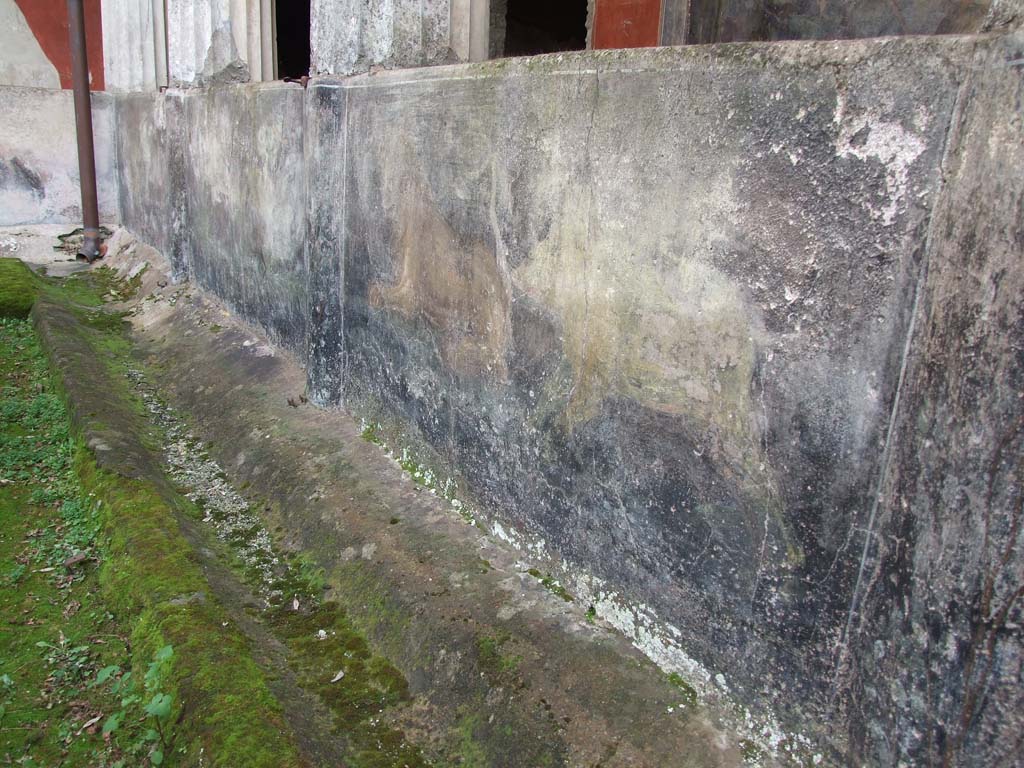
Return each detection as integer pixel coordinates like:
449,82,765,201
77,715,102,736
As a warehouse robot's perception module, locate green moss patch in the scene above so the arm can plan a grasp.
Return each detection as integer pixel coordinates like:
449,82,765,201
526,568,574,602
476,633,523,681
268,602,428,767
0,316,127,766
667,672,699,709
0,258,40,318
30,266,442,766
27,273,306,767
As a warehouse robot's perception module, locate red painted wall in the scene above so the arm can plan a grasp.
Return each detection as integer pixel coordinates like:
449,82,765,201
14,0,105,90
593,0,662,49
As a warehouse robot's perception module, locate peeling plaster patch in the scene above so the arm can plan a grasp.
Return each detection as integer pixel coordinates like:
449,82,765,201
166,0,249,87
0,0,60,89
835,97,927,226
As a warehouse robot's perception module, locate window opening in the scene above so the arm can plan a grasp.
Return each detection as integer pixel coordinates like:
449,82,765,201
275,2,311,79
501,0,588,57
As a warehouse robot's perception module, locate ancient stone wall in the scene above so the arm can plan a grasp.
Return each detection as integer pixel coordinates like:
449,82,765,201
116,83,307,351
113,33,1023,765
310,0,456,76
681,0,1020,44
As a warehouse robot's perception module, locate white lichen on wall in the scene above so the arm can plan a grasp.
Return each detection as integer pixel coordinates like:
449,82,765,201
834,91,928,226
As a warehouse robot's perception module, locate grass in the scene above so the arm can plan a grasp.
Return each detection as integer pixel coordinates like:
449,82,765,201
0,315,127,766
2,265,308,767
0,259,39,319
31,265,438,766
75,453,304,767
36,272,306,767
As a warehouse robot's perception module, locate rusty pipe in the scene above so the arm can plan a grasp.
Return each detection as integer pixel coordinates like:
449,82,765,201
67,0,101,262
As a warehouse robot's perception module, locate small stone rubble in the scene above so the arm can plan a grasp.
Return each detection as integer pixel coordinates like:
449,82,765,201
125,366,289,604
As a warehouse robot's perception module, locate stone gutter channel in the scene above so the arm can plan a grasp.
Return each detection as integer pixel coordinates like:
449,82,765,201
121,365,353,767
32,241,826,766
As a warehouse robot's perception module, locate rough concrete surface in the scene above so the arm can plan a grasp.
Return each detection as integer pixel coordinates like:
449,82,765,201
82,240,759,767
0,224,90,277
311,0,456,76
0,87,118,226
682,0,1020,43
112,33,1023,766
116,83,308,351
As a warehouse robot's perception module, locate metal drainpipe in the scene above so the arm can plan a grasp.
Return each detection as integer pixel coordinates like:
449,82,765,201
66,0,102,262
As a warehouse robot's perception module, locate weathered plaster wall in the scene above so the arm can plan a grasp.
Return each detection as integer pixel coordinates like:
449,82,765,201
101,0,168,92
182,84,308,352
165,0,274,88
310,0,456,76
0,87,117,225
682,0,1020,43
843,31,1024,766
115,33,1023,765
115,91,186,267
116,83,307,351
0,0,60,89
307,39,975,758
8,0,104,90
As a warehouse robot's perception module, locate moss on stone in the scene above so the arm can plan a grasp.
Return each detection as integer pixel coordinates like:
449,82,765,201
267,602,428,767
40,266,125,308
0,258,39,318
666,672,699,708
77,447,305,767
526,568,574,602
477,633,522,679
32,273,307,768
39,268,438,766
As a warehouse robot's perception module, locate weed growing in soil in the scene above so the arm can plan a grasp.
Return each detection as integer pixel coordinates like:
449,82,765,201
0,317,132,766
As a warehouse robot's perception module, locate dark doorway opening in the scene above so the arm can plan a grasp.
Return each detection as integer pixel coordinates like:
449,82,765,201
276,3,311,79
503,0,588,57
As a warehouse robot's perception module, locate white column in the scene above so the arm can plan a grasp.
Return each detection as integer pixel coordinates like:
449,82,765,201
451,0,489,63
152,0,169,87
261,0,275,80
469,0,489,62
